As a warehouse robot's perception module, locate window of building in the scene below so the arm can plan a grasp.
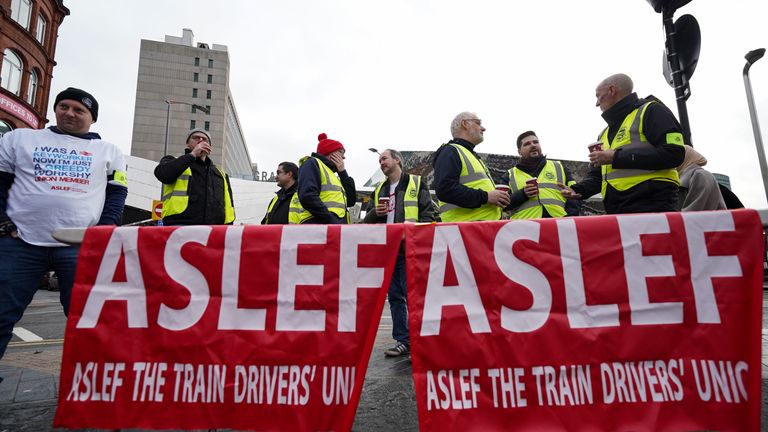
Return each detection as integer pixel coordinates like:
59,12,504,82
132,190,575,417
193,72,199,82
10,0,31,29
0,120,13,137
35,15,47,45
207,74,212,84
1,49,24,96
205,105,211,114
208,59,213,68
194,57,200,66
192,88,198,98
26,69,38,106
206,90,212,99
191,105,197,114
190,120,196,129
204,121,210,131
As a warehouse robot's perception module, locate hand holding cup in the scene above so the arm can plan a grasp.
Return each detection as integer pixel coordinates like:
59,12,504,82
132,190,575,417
375,196,390,216
524,178,539,197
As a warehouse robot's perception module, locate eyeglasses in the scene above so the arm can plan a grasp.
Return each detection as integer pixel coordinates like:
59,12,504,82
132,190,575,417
464,119,483,126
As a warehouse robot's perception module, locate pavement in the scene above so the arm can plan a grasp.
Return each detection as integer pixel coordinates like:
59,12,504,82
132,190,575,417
1,285,767,431
0,289,418,432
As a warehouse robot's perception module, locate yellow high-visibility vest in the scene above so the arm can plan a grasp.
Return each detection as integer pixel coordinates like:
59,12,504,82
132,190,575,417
161,166,234,223
599,101,684,197
508,160,573,219
373,174,421,222
288,156,348,224
437,143,500,222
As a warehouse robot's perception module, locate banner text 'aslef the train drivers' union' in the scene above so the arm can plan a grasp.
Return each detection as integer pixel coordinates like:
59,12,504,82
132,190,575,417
407,210,762,432
54,210,763,431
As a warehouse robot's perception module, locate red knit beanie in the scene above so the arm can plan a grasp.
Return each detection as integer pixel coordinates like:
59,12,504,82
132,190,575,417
316,133,345,156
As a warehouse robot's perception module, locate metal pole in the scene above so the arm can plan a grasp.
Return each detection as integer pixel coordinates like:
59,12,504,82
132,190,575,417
662,9,692,144
163,100,172,157
743,48,768,204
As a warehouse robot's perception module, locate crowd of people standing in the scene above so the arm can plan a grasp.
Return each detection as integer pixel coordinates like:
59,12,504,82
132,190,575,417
0,71,742,371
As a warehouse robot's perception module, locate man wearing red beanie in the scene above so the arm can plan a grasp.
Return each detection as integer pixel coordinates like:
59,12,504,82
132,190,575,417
289,133,356,224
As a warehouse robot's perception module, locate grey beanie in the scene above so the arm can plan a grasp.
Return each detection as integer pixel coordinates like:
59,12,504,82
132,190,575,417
186,128,211,144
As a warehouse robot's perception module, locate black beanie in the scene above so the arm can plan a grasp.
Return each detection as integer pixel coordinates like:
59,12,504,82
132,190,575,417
54,87,99,121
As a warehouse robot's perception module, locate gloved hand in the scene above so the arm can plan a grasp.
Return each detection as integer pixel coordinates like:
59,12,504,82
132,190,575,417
0,216,18,238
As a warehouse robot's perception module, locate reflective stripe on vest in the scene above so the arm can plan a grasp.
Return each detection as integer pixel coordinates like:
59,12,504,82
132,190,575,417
162,167,235,223
264,194,279,224
600,101,682,194
288,157,349,224
437,143,501,222
373,174,421,222
508,160,568,219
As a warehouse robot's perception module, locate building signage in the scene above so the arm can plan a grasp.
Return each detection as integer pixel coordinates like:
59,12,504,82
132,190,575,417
0,93,39,128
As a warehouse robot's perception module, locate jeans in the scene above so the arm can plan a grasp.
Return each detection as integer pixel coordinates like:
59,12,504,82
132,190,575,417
0,236,79,360
388,254,409,346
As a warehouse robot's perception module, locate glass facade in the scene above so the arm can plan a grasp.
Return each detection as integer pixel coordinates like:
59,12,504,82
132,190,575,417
10,0,31,29
1,49,23,95
26,69,37,105
223,95,254,180
35,14,47,45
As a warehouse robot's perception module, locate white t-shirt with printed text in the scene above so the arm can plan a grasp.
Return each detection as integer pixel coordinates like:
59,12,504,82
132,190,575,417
0,128,127,246
386,182,398,224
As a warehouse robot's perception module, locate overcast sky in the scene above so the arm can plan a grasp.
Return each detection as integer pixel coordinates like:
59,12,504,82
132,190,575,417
47,0,768,207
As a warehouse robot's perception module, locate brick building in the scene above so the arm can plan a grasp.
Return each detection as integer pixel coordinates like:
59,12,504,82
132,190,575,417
0,0,68,135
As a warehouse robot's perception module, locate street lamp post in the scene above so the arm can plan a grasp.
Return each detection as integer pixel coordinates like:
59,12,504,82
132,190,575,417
743,48,768,204
162,99,211,158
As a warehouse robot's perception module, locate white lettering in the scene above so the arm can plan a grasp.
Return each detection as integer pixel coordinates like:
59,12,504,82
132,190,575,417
556,218,619,328
421,225,490,336
682,212,743,323
219,226,267,330
338,225,386,332
78,228,148,328
494,221,552,332
277,226,327,331
157,226,212,330
618,214,682,325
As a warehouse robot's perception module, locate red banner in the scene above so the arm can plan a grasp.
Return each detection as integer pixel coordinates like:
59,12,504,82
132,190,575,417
54,224,404,431
406,210,763,431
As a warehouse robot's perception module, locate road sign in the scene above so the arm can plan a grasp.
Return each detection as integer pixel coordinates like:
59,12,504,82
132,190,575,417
152,200,163,221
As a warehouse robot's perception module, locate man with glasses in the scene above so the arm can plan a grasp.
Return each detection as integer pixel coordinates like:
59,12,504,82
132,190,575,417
433,112,509,222
261,161,298,224
289,133,356,224
154,128,235,225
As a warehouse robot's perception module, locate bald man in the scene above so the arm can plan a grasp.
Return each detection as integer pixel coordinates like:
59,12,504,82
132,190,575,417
561,73,685,214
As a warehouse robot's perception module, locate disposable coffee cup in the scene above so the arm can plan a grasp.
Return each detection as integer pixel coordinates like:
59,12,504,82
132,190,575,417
495,184,510,193
526,178,538,188
588,142,603,153
378,196,390,207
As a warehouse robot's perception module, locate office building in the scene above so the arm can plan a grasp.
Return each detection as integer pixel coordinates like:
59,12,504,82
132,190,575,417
130,28,254,179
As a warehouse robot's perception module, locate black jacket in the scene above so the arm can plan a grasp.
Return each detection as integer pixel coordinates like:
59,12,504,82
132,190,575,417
154,149,234,225
261,182,297,225
432,139,488,209
297,153,356,224
501,156,579,217
363,171,438,224
571,93,685,214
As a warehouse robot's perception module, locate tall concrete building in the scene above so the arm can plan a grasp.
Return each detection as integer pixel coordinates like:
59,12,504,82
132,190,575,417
130,28,254,179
